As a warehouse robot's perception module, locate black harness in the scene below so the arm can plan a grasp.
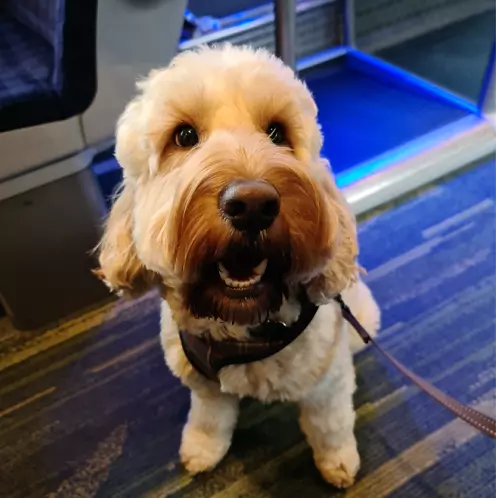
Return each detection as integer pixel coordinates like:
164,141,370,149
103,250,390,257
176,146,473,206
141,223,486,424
179,293,319,381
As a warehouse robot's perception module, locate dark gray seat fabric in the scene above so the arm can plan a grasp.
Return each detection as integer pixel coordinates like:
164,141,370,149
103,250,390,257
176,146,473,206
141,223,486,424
0,14,52,106
0,0,98,132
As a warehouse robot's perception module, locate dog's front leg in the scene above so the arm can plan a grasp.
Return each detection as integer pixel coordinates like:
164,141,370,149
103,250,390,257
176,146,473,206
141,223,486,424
180,386,239,474
298,350,359,488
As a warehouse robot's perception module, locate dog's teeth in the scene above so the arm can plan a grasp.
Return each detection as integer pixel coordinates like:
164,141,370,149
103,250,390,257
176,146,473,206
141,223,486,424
225,274,262,288
224,277,237,287
217,261,264,288
246,274,262,285
218,262,229,280
253,259,268,276
217,259,267,288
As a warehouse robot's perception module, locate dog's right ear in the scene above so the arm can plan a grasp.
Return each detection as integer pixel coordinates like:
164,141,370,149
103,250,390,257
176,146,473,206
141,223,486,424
95,72,164,296
95,183,159,297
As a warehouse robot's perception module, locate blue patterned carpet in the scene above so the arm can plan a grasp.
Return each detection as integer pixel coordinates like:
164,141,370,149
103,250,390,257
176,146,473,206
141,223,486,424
0,159,494,497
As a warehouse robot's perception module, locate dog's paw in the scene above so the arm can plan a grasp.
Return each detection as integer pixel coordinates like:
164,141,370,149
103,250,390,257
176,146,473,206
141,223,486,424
314,441,360,489
180,424,231,474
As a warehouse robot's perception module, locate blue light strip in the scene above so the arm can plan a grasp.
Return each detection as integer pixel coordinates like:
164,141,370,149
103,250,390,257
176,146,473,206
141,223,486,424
335,142,426,189
335,116,484,189
346,49,481,116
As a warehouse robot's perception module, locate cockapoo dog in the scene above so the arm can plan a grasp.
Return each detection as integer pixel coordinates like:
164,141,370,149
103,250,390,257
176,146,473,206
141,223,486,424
97,44,380,488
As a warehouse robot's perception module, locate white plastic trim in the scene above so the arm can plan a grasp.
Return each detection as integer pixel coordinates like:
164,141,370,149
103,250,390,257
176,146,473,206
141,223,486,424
0,149,94,202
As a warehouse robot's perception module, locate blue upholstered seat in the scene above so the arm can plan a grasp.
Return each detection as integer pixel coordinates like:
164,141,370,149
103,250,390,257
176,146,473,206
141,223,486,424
0,15,53,106
0,0,97,132
0,1,64,104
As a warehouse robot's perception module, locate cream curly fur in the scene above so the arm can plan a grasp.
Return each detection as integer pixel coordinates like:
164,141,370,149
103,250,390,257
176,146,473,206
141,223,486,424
97,44,381,488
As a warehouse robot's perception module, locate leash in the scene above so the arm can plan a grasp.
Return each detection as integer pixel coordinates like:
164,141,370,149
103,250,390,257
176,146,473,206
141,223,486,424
180,290,496,438
334,295,496,439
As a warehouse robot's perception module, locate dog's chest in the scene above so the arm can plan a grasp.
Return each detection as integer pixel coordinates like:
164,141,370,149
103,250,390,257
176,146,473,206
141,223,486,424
161,303,343,402
217,340,328,402
192,307,342,402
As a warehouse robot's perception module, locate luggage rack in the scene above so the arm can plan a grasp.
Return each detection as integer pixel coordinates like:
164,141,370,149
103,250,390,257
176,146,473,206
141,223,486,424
183,0,496,216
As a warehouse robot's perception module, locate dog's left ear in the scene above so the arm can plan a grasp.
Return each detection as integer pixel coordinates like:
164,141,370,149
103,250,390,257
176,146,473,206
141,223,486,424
306,159,359,304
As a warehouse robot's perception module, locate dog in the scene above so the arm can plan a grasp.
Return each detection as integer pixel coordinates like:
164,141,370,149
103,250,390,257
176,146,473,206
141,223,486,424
97,44,381,488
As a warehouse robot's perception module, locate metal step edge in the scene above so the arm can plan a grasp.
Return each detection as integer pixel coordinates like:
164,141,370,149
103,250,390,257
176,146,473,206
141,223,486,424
180,0,335,50
211,0,335,30
180,0,338,62
342,116,496,215
180,0,493,61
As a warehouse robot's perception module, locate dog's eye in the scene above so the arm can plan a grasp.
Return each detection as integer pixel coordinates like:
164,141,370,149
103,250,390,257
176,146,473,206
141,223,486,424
174,125,199,147
266,122,286,145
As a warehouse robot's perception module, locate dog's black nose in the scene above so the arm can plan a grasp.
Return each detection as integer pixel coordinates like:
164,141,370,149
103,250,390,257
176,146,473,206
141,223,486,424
219,180,280,232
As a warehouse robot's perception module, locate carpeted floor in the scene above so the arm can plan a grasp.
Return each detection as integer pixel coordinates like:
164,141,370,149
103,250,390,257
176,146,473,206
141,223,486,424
0,158,495,497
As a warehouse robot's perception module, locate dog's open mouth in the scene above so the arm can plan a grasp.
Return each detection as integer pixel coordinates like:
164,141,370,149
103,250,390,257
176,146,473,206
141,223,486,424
217,254,268,295
186,244,288,325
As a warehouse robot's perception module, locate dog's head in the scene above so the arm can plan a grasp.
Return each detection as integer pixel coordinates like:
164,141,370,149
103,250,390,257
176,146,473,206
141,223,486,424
97,45,358,325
